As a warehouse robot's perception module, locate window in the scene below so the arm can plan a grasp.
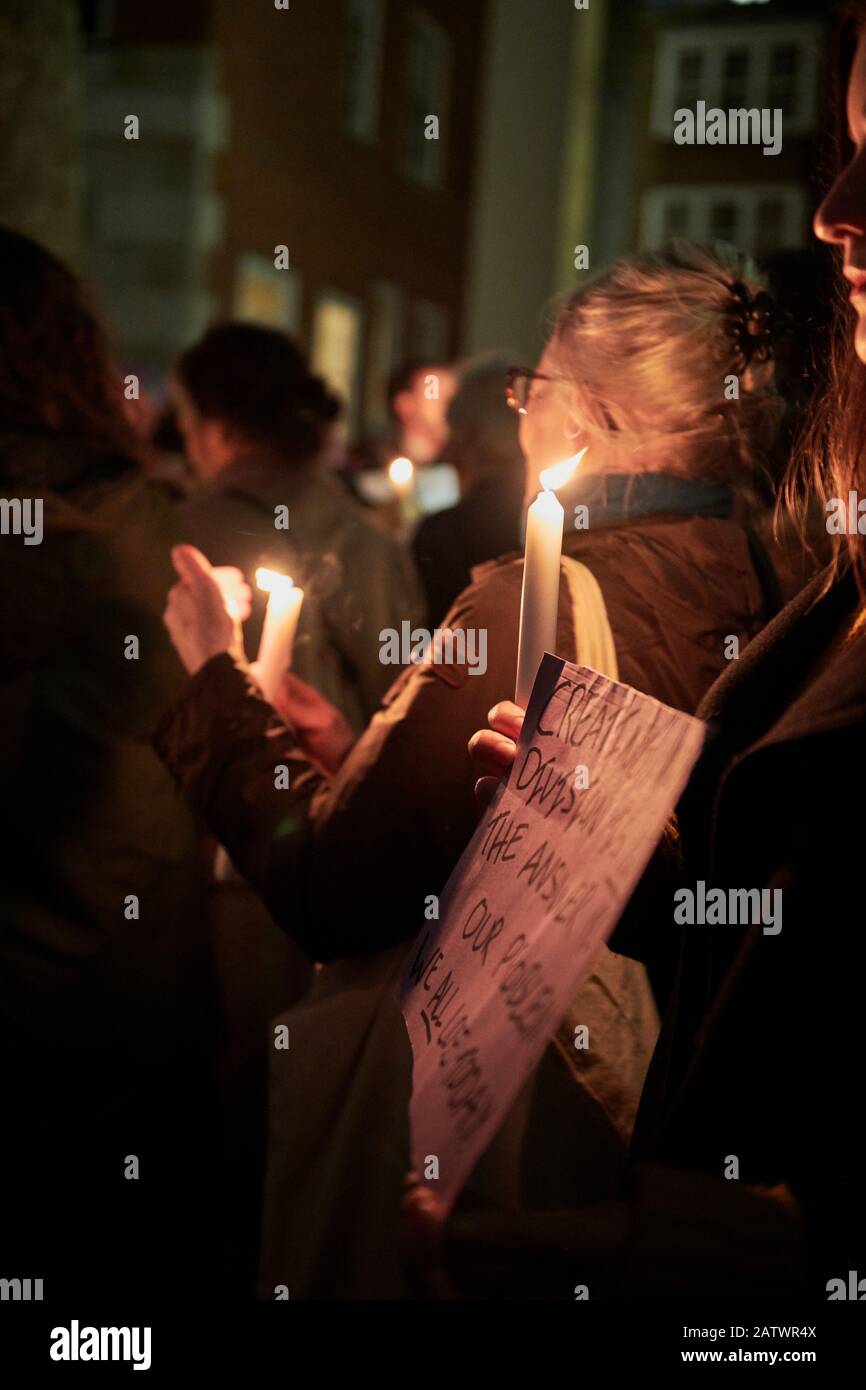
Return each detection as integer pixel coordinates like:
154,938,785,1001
652,23,821,139
402,9,451,187
344,0,385,142
755,198,784,257
720,49,749,109
233,254,302,333
641,183,808,253
310,293,364,440
709,201,738,242
674,49,705,109
662,201,690,238
363,281,406,429
768,45,801,119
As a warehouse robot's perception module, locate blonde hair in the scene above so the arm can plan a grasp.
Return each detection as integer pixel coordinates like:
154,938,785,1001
548,240,781,482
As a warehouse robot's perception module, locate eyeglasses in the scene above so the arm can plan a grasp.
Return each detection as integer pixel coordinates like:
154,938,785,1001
505,366,559,415
505,364,619,432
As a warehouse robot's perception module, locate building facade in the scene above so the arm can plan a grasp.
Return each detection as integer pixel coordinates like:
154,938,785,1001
80,0,486,434
636,0,832,257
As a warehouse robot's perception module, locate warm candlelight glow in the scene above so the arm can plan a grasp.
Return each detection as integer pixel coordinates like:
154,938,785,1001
256,566,295,596
252,567,304,700
539,448,587,494
388,456,414,488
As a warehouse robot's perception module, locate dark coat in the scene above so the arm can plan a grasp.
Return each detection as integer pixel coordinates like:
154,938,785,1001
155,505,774,960
443,566,866,1299
627,565,866,1295
178,455,424,730
0,431,218,1295
412,473,524,626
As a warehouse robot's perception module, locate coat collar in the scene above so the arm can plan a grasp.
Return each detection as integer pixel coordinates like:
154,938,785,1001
698,564,866,754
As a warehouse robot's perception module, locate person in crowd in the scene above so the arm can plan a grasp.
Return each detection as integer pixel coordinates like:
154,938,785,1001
387,358,457,466
0,227,233,1298
402,1,866,1298
412,354,525,624
152,240,786,1297
172,322,423,731
349,358,457,475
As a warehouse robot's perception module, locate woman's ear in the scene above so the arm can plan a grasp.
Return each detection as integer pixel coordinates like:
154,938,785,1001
564,411,585,443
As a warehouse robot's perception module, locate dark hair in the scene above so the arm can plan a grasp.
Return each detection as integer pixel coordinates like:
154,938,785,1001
786,1,866,595
0,227,142,462
386,359,446,417
176,323,340,464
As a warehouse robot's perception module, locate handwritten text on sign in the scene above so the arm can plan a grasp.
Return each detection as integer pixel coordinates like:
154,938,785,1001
399,655,706,1210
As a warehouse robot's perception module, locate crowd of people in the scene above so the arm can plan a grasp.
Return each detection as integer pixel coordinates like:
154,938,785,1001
2,2,866,1304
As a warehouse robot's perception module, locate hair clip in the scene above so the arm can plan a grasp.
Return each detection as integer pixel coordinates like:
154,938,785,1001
725,281,775,370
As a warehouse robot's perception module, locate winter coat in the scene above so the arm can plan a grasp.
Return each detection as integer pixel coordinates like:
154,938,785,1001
156,484,775,960
0,430,218,1296
437,564,866,1300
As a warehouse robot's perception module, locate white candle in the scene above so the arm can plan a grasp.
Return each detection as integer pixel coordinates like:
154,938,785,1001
254,567,304,701
388,455,420,526
514,451,586,709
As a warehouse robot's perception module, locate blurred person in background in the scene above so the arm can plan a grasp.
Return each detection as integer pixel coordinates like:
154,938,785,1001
0,227,226,1298
172,322,424,731
171,323,425,1275
347,357,457,478
151,239,788,1297
387,358,457,466
412,354,525,624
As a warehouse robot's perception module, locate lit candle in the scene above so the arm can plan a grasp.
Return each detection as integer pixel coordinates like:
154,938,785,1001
254,567,304,701
388,455,415,495
388,455,419,526
515,451,585,709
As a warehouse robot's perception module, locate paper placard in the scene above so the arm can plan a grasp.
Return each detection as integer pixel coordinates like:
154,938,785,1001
399,654,706,1210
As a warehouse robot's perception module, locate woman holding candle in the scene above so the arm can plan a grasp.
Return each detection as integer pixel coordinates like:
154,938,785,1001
162,241,787,969
154,241,791,1297
405,4,866,1300
172,322,424,730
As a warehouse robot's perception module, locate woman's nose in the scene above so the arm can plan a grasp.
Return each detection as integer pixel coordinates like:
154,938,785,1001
814,159,866,245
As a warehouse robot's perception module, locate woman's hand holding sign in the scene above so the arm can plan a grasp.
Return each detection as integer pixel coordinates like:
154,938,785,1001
468,700,525,806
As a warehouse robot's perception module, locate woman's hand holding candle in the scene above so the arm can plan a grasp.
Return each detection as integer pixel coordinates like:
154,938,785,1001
164,544,250,675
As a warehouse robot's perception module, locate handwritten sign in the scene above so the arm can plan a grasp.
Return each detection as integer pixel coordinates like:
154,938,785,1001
399,654,706,1210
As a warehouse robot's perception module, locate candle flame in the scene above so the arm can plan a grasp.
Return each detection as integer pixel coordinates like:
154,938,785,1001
388,456,414,486
539,448,587,493
256,566,295,595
